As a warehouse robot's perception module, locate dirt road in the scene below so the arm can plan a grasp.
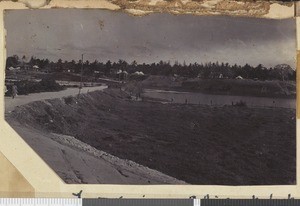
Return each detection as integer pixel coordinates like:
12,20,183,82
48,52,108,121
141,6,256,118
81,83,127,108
5,86,107,112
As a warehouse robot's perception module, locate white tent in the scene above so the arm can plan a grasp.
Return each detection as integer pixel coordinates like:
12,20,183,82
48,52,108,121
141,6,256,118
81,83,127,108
235,76,243,79
133,71,144,76
8,67,20,71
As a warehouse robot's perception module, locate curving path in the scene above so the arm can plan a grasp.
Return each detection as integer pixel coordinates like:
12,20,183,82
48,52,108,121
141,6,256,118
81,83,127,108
5,86,107,112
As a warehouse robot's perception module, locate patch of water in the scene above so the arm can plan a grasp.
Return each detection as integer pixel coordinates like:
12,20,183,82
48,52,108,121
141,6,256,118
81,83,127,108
143,89,296,109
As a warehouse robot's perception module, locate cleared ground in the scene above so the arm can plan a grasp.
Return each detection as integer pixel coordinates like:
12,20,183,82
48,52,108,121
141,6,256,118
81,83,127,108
6,88,296,185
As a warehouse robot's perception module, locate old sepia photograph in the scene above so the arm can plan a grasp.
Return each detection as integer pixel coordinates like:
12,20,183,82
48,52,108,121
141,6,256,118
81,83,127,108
4,9,296,185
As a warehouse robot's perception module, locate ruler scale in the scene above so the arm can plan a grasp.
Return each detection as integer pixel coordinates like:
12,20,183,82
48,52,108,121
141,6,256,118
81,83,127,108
1,198,300,206
0,198,82,206
83,199,194,206
201,199,300,206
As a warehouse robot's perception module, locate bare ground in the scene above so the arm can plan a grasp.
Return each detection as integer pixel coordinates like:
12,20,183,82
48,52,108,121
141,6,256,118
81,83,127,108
7,120,186,184
6,88,296,185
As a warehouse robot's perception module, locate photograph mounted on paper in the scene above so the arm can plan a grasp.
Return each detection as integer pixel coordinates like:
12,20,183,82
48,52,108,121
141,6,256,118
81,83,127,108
4,9,296,185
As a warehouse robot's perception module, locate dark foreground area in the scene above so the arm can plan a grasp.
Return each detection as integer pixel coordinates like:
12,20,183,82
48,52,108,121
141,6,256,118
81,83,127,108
6,89,296,185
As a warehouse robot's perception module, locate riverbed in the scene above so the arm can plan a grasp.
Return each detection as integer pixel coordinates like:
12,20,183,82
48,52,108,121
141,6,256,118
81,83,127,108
143,89,296,109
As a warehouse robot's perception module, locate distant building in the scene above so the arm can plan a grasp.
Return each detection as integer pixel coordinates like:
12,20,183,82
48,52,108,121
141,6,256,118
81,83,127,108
8,66,21,71
116,70,128,80
236,76,243,80
32,65,39,71
132,71,144,76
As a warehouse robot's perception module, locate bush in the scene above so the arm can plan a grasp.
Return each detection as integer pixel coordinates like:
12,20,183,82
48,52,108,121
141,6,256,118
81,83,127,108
234,100,247,107
38,78,63,92
64,96,74,105
5,78,64,96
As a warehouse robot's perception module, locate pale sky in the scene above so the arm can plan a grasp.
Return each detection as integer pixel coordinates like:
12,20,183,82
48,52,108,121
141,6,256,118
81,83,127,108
4,9,296,68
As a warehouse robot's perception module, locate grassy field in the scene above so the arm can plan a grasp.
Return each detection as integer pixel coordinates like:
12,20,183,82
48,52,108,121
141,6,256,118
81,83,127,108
7,88,296,185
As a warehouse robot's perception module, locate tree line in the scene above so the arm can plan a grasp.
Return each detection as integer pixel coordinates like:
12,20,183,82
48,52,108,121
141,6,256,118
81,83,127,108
6,55,296,81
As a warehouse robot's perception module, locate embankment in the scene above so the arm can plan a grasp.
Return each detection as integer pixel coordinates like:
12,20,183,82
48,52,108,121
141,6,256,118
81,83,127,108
6,90,186,184
6,89,296,185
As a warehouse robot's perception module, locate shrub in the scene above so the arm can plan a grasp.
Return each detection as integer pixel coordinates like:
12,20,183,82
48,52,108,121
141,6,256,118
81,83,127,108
5,78,64,96
234,100,247,107
38,78,63,92
64,96,74,105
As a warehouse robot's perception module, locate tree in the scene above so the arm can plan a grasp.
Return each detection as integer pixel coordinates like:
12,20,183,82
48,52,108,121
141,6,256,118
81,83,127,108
6,55,19,69
273,64,294,81
105,60,112,76
131,60,137,67
56,59,63,72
